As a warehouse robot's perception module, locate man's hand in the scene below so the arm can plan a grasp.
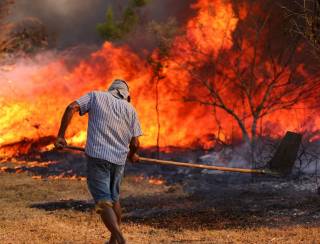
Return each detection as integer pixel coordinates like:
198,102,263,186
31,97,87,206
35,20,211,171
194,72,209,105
128,153,140,163
54,137,67,149
128,137,140,163
56,101,79,149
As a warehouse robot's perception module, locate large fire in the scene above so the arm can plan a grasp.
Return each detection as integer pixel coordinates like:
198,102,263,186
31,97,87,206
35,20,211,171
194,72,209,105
0,0,319,159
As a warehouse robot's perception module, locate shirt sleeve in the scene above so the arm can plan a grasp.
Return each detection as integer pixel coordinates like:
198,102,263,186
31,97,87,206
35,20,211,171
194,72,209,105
131,109,143,137
76,92,92,116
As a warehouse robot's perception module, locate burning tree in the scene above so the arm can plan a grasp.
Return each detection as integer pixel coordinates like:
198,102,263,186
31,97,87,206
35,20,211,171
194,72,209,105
170,2,320,153
2,0,320,159
147,18,179,157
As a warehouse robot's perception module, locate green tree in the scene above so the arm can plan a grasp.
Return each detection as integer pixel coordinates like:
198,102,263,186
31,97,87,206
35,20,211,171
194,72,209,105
97,0,149,41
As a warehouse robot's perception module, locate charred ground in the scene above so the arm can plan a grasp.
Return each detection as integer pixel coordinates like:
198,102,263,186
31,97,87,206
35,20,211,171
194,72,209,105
1,148,320,243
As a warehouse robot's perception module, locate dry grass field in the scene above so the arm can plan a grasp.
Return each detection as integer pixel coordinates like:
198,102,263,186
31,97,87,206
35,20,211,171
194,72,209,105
1,171,320,244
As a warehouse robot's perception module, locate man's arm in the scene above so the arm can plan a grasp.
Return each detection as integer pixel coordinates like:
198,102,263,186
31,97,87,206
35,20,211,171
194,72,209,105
128,137,140,163
55,101,80,148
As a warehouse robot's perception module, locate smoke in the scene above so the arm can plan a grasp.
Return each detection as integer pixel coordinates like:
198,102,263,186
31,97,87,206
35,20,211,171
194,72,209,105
9,0,195,49
9,0,110,48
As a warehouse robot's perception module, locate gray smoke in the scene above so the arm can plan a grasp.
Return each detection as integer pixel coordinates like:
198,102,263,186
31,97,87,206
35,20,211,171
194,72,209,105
9,0,195,49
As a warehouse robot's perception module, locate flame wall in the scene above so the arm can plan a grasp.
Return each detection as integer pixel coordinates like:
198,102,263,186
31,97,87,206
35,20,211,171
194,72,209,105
0,0,319,158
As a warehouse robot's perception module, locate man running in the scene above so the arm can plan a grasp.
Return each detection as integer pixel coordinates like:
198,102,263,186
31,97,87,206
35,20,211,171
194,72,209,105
55,79,142,244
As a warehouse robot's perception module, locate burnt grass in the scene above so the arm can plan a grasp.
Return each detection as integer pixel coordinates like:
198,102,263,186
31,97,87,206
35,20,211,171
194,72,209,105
1,147,320,244
123,174,320,231
7,148,319,233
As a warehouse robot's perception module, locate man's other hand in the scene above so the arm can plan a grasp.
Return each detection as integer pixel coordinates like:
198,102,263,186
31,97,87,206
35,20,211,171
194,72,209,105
54,137,67,149
129,153,140,163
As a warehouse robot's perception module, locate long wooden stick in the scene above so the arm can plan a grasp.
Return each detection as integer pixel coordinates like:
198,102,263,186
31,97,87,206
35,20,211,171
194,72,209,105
64,145,276,175
139,157,273,174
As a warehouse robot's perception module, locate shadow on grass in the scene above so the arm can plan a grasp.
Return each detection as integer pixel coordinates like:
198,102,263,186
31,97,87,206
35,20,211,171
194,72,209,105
30,200,94,212
29,190,320,231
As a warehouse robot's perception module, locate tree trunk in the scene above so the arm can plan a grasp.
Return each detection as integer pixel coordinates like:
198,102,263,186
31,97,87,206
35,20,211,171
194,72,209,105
250,117,258,167
155,77,161,159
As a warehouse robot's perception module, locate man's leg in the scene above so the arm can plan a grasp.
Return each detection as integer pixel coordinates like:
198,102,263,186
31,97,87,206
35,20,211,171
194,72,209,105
109,234,117,244
113,201,122,226
106,163,125,244
98,204,125,244
108,163,125,243
107,201,122,244
86,157,125,244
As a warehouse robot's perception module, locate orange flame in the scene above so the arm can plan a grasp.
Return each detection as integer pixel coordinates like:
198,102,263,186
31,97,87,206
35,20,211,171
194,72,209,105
0,0,318,159
148,177,165,185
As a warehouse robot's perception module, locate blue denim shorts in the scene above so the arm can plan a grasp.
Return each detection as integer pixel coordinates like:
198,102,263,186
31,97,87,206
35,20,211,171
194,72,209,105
86,155,124,208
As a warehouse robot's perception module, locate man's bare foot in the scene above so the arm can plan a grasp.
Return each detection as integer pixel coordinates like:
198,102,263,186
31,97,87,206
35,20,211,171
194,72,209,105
106,235,117,244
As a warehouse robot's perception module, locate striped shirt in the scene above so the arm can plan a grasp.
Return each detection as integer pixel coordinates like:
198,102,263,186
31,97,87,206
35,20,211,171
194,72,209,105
76,91,142,165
